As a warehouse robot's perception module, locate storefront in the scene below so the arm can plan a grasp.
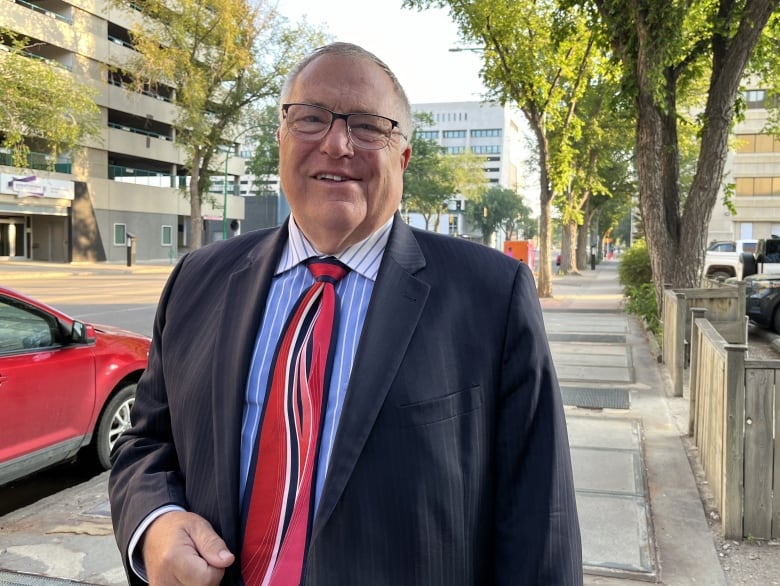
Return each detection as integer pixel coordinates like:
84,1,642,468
0,173,75,261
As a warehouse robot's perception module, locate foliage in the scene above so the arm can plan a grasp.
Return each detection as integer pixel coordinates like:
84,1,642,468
244,104,281,192
465,186,529,244
404,0,612,299
624,283,661,334
618,239,652,291
403,113,457,229
586,0,779,308
618,240,659,333
449,148,488,202
0,30,100,167
113,0,327,247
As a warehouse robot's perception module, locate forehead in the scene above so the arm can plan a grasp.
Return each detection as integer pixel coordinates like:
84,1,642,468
290,54,398,114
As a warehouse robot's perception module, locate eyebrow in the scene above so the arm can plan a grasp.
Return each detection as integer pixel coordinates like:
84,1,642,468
299,101,383,116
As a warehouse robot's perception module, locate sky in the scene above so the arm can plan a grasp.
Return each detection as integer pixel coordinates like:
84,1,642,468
273,0,488,104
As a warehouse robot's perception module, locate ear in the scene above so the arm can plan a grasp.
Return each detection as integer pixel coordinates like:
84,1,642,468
400,143,412,171
276,127,281,143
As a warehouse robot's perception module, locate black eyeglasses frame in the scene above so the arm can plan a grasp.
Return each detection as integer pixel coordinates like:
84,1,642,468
281,103,407,149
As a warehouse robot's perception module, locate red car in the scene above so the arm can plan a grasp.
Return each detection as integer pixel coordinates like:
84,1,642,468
0,286,149,485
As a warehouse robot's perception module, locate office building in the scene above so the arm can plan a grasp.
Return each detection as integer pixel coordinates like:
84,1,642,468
409,101,528,245
0,0,246,262
708,88,780,243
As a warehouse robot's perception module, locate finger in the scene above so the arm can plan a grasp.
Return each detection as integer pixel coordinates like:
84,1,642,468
189,520,235,569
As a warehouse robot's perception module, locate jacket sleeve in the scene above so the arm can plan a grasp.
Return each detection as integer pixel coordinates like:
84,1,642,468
493,263,583,585
108,256,190,584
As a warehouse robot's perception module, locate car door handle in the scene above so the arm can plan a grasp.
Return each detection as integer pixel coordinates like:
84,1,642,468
0,375,6,386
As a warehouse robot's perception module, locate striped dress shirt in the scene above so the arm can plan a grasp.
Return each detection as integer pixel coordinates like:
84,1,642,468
239,218,391,510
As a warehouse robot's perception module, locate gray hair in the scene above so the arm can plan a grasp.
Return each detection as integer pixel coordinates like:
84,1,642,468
279,42,412,140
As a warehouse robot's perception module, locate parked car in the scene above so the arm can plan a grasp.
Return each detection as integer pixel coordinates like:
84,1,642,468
740,235,780,279
0,286,149,486
745,274,780,334
703,239,757,280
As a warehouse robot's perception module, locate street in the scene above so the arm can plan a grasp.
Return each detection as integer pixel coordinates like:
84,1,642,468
3,268,172,338
0,266,172,515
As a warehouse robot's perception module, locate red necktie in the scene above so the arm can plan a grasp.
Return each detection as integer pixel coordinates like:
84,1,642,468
241,258,349,586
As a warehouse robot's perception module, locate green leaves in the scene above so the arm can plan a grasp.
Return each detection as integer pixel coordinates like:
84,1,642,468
0,34,100,168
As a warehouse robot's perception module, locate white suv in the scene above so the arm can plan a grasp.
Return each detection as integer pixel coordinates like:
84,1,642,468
703,239,757,280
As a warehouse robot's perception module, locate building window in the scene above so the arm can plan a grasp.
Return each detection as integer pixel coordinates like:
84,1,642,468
448,214,458,235
740,223,753,239
471,129,502,138
161,225,173,246
471,145,502,154
744,90,767,108
417,130,439,140
735,133,780,153
113,223,126,246
735,177,780,196
443,130,466,138
446,146,466,154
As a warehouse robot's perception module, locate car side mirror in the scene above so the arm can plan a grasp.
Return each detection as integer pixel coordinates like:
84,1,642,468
70,321,96,344
756,253,766,263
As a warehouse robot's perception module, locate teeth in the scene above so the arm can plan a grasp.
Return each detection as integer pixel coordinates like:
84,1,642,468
317,173,347,182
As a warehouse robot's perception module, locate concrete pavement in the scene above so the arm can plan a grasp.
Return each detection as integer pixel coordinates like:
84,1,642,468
0,259,728,584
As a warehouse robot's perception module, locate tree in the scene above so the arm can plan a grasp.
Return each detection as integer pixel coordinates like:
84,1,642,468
555,72,635,273
405,0,603,298
587,0,780,303
403,113,457,230
244,104,282,194
449,148,489,202
115,0,326,248
0,31,100,168
466,186,527,245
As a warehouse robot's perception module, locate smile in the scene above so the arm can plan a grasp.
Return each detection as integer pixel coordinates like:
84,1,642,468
316,173,350,182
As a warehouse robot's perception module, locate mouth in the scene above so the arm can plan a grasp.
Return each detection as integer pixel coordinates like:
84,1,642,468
314,173,354,183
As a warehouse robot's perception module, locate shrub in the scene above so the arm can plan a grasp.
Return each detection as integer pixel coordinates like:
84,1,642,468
619,240,660,334
618,239,653,291
624,282,661,334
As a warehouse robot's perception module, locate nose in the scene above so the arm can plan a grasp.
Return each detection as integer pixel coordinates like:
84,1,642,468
319,117,354,157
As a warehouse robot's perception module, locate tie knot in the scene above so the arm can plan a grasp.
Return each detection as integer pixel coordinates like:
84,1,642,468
306,257,349,284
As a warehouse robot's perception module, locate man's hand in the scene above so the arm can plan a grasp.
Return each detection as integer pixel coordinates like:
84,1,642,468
143,511,235,586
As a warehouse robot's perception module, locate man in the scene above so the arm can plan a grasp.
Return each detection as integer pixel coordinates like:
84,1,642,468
109,42,582,585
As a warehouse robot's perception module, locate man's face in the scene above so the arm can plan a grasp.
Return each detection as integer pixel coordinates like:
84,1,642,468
278,54,412,254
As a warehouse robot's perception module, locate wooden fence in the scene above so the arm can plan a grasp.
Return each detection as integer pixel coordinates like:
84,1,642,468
662,282,746,396
689,314,780,539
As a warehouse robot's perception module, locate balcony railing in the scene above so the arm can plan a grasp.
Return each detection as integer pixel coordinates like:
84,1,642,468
108,122,173,142
109,165,177,187
14,0,73,24
0,151,71,173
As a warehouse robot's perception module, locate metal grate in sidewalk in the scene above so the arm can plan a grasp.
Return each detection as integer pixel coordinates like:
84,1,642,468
561,385,630,409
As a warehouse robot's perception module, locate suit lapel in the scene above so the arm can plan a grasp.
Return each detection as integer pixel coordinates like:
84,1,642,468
311,217,429,540
211,224,288,552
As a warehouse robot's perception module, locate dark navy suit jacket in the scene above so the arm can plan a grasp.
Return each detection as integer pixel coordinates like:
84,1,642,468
109,214,583,585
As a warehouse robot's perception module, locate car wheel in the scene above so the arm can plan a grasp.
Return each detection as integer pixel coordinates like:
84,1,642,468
94,383,136,470
710,270,731,280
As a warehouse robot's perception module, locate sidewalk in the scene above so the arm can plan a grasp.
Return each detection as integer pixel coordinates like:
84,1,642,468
542,262,725,585
0,260,727,585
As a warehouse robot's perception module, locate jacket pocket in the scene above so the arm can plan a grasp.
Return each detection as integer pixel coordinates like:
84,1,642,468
396,385,482,427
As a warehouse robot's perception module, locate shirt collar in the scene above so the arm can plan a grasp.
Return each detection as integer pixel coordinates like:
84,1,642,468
276,216,393,281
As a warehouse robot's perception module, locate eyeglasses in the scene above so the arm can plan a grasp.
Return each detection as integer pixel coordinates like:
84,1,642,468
282,103,406,150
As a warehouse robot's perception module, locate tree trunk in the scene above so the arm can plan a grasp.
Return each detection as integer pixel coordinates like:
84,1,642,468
189,148,204,250
576,218,589,270
632,0,777,308
527,117,554,297
561,221,579,275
